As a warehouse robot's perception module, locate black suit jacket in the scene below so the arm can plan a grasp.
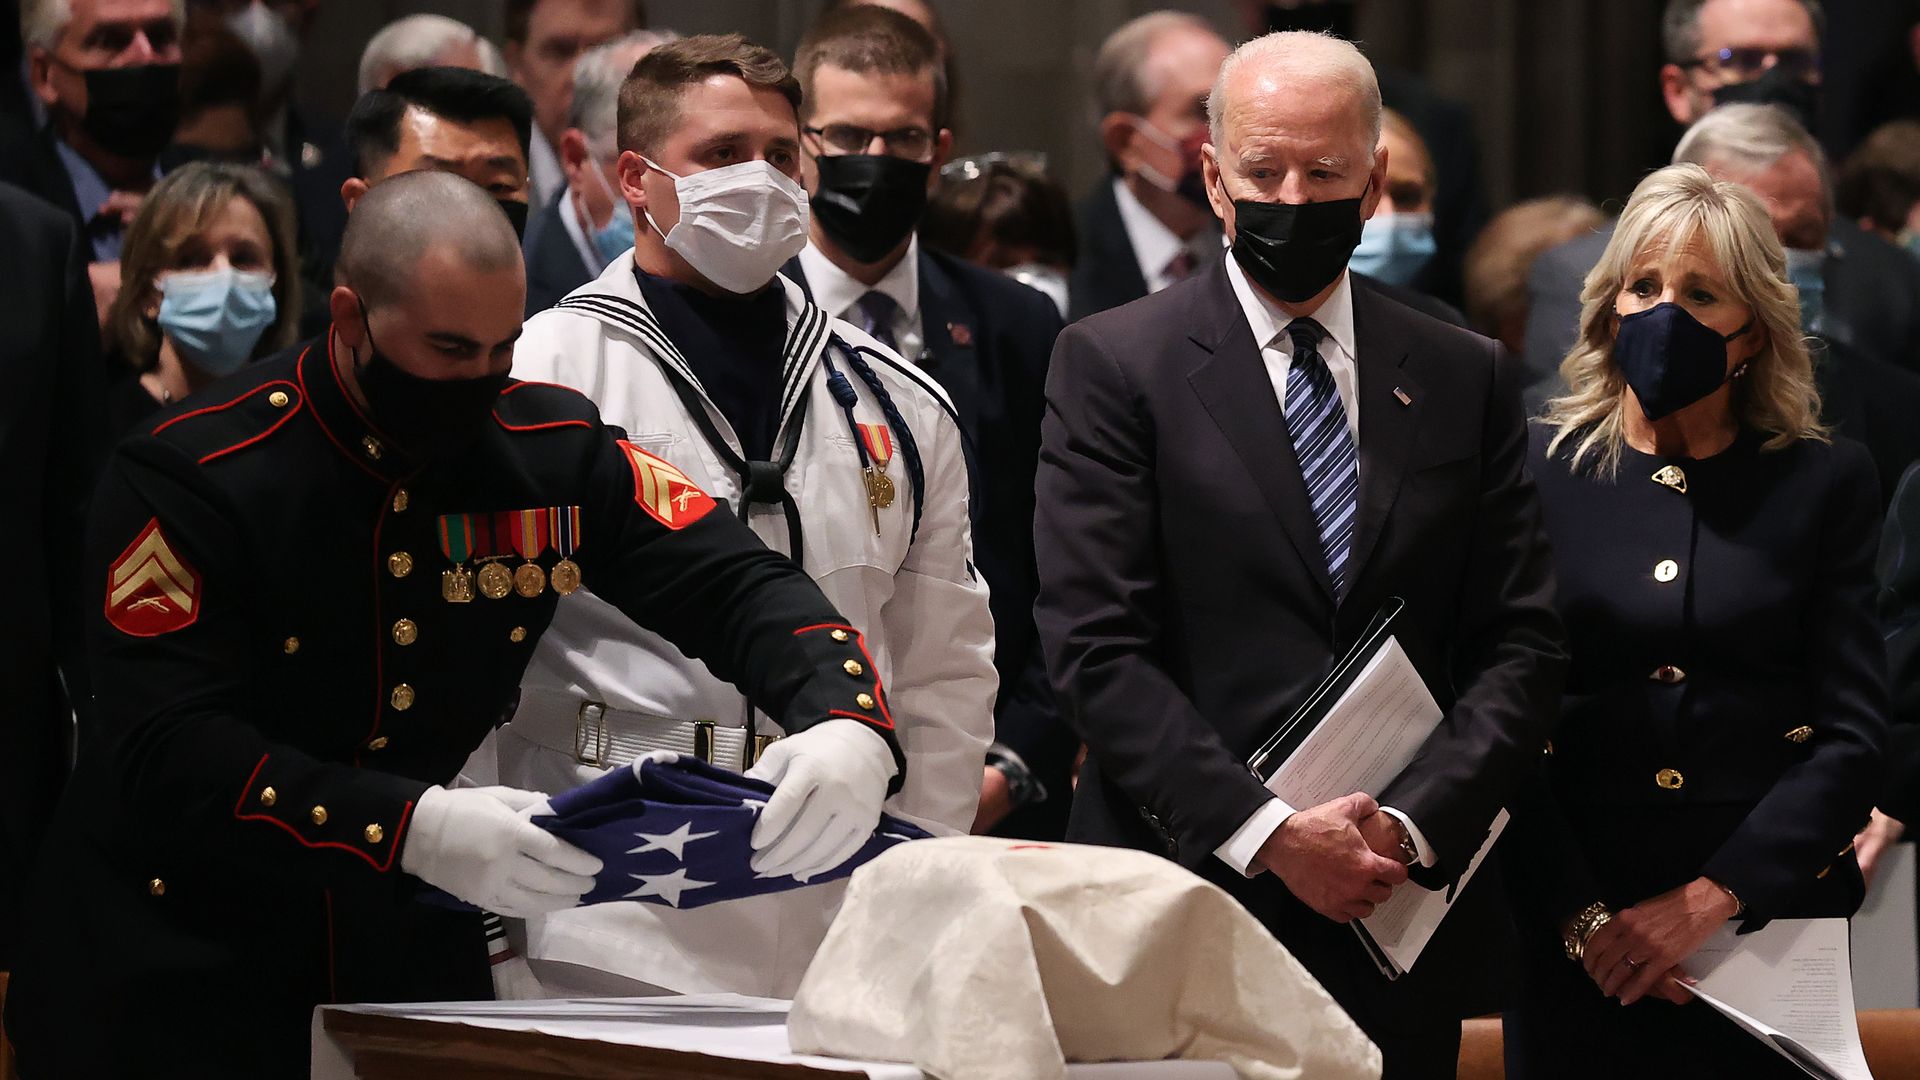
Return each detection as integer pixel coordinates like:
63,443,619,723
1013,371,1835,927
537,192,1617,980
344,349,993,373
525,191,596,316
0,181,105,966
0,124,86,231
1035,259,1564,1016
785,247,1078,835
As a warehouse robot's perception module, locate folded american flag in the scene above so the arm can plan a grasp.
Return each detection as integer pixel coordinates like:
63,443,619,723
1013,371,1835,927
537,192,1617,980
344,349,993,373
531,751,930,909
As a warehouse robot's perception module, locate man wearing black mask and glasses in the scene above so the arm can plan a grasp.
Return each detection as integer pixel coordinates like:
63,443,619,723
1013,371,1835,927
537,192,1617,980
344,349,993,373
5,0,183,310
785,5,1074,841
4,170,905,1077
1036,30,1563,1078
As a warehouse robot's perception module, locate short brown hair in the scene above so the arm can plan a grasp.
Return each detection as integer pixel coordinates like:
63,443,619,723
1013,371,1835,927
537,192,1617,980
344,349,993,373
503,0,647,45
106,163,300,375
794,5,948,131
616,34,800,158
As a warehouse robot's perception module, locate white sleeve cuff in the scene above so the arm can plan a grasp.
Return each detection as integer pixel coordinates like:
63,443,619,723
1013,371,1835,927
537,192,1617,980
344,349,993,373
1214,798,1296,878
1379,806,1437,868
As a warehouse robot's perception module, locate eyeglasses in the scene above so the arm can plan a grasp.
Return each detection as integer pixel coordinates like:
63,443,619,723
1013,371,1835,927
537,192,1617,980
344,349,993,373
941,152,1050,183
803,124,935,161
1681,46,1819,82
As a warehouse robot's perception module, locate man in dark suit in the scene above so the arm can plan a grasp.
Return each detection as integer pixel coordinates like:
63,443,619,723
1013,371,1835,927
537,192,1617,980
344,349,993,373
785,6,1075,837
0,180,106,968
1068,12,1231,323
1036,32,1564,1076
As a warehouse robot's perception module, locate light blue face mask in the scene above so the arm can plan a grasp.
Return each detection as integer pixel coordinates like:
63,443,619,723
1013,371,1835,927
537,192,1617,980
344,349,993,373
1900,231,1920,265
585,155,637,267
157,265,277,376
1784,246,1825,336
1348,211,1436,286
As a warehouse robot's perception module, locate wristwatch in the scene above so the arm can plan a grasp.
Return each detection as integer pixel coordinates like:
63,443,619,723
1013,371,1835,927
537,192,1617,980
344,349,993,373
1386,818,1418,864
985,745,1048,810
1563,901,1613,961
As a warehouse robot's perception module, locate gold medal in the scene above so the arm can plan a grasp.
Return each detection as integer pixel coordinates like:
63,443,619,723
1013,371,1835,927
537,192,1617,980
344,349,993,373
441,565,474,603
513,561,546,598
866,469,896,509
477,560,514,600
550,557,582,595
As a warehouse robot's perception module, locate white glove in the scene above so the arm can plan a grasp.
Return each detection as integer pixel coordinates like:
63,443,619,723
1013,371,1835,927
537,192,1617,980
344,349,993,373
400,785,602,919
745,719,896,881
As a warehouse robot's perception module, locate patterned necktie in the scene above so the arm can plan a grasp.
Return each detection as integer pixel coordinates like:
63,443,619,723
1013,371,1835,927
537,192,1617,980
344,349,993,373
1283,318,1359,596
856,290,899,352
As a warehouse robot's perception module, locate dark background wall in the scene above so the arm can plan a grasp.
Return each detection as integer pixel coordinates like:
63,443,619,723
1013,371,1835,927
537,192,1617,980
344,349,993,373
288,1,1691,215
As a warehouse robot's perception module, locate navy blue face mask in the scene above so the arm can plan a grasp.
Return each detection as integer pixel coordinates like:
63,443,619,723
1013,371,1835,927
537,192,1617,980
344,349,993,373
1613,301,1752,421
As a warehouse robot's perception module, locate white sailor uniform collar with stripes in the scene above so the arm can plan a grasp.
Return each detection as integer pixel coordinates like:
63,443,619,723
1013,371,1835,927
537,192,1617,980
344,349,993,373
553,258,834,445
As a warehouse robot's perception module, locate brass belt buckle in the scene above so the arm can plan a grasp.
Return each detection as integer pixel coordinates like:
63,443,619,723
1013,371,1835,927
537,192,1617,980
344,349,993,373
692,720,716,763
574,701,611,767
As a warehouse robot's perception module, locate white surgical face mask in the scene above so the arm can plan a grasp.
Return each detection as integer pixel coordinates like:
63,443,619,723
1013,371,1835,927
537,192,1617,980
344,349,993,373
642,157,810,294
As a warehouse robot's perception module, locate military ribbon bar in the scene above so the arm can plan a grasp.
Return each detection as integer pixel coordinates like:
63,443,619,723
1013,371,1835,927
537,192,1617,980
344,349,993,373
511,508,550,560
856,422,894,468
548,505,581,558
438,514,475,564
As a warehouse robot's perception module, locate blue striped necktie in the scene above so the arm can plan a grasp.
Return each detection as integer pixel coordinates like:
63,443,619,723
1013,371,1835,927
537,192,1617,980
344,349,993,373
1283,318,1359,597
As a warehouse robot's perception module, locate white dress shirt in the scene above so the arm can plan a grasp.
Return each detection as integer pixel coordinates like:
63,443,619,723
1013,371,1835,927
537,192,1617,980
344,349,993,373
797,236,926,362
1112,177,1218,294
1211,255,1436,877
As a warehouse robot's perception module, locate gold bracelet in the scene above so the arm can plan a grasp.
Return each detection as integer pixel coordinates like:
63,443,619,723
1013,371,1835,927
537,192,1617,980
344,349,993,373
1563,901,1613,962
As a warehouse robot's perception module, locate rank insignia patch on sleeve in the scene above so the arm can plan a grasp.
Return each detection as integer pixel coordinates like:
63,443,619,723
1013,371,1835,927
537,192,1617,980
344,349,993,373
619,441,716,529
106,518,202,636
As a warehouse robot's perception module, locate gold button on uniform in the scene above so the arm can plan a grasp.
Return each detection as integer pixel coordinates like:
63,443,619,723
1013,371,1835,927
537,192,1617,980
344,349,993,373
390,684,415,711
366,736,389,751
388,552,413,578
509,626,527,643
392,619,418,646
843,659,864,677
392,488,410,513
1655,768,1685,790
260,786,277,807
1785,725,1814,744
149,878,166,897
310,806,328,825
364,824,385,844
1650,665,1686,684
282,636,300,654
830,629,849,642
268,390,290,408
1654,559,1679,583
856,693,876,710
361,435,383,460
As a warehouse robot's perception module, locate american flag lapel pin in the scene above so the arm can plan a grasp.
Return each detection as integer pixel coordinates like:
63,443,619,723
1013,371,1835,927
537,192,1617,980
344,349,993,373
1393,386,1413,406
946,321,973,347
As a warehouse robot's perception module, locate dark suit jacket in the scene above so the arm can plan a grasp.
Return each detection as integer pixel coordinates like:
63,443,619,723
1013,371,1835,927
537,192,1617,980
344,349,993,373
0,181,105,966
1036,259,1564,1022
1815,336,1920,506
786,247,1078,836
526,191,596,316
0,124,85,231
1879,461,1920,825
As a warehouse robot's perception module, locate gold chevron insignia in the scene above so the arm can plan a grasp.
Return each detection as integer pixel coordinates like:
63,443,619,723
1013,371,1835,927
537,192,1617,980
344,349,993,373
110,523,197,614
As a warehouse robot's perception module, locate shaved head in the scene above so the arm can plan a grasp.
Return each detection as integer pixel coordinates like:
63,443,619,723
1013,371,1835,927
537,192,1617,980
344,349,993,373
337,170,524,308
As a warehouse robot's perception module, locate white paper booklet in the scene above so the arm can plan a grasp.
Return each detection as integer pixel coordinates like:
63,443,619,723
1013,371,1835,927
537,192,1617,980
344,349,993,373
1683,918,1875,1080
1261,636,1503,977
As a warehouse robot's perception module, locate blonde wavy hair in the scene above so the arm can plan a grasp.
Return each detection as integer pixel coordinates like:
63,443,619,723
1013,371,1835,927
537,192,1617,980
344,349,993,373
1541,163,1826,478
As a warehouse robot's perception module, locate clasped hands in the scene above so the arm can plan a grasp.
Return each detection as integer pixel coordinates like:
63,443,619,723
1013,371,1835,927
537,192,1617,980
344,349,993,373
1570,877,1741,1006
1255,792,1414,923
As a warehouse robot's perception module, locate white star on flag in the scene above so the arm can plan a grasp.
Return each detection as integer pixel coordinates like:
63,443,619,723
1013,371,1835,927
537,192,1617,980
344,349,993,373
625,821,718,860
624,868,715,908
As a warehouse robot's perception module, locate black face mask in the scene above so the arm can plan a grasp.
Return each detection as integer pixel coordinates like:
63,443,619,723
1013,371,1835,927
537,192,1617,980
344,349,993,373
496,198,530,242
1228,188,1368,303
77,63,181,160
1711,67,1821,133
1261,1,1358,40
353,299,510,461
810,153,931,264
1613,302,1751,421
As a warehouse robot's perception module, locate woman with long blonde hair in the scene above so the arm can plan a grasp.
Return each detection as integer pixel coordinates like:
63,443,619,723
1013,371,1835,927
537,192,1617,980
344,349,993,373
1503,162,1887,1078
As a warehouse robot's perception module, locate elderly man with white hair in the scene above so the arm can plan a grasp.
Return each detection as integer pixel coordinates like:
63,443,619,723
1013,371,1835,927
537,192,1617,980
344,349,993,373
356,13,509,98
522,28,676,314
1035,30,1564,1078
